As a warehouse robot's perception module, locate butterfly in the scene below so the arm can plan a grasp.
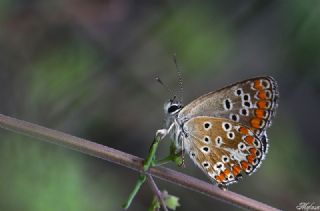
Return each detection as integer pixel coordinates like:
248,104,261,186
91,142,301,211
157,76,279,187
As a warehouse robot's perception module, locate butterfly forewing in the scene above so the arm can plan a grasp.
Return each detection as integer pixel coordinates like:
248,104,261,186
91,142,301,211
183,117,265,185
178,76,279,137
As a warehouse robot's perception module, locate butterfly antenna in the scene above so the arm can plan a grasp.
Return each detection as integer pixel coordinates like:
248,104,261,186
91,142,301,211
155,76,176,100
173,53,184,103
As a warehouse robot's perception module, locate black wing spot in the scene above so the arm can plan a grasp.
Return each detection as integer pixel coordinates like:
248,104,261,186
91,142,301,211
243,94,250,101
244,101,251,107
224,99,232,110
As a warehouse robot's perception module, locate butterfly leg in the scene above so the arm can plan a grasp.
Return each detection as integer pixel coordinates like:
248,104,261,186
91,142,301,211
171,150,185,167
156,123,175,140
152,143,184,167
156,129,168,140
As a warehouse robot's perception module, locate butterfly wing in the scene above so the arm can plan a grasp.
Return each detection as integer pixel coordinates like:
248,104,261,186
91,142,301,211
183,116,265,185
178,76,279,137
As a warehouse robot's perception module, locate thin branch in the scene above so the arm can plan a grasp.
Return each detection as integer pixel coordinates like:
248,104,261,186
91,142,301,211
146,175,169,211
0,113,280,211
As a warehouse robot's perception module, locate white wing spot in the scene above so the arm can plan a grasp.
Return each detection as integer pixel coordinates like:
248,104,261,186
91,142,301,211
227,132,235,140
250,82,256,90
208,171,217,178
215,136,223,147
203,136,211,143
242,93,251,101
240,108,249,116
245,164,253,173
242,101,252,108
234,88,243,96
265,90,272,99
253,139,261,148
202,161,210,169
214,162,225,171
222,122,232,131
229,113,240,122
234,126,241,131
261,79,270,88
223,99,233,110
201,146,210,154
203,122,212,130
228,174,235,180
221,155,229,163
253,158,259,165
256,149,262,158
262,110,269,118
238,142,246,151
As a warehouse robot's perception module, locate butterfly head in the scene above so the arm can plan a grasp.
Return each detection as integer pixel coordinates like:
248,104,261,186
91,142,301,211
164,96,183,116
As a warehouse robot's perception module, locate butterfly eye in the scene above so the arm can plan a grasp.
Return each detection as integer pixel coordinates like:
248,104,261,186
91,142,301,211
167,103,182,114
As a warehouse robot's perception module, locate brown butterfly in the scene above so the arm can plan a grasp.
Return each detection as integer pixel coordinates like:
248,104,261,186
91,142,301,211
158,76,279,187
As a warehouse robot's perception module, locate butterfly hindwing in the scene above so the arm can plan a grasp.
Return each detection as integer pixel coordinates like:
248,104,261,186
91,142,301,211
178,76,279,137
183,116,265,185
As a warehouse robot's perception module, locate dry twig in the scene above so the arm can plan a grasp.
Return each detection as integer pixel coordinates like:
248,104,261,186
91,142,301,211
146,175,169,211
0,113,280,211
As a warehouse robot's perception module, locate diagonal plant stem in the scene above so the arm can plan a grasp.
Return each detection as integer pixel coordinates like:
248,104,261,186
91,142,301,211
122,174,147,209
123,133,163,209
146,175,169,211
0,113,280,211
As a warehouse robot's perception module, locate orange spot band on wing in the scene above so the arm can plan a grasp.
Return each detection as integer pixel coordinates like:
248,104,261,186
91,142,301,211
215,174,224,183
251,118,262,128
239,127,249,135
249,148,257,155
241,161,249,170
223,169,231,176
244,136,254,145
254,80,263,90
257,100,267,109
258,90,267,99
246,154,255,164
232,165,241,175
255,109,266,118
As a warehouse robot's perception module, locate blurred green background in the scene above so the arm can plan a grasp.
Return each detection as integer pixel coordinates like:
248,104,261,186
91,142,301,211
1,1,320,210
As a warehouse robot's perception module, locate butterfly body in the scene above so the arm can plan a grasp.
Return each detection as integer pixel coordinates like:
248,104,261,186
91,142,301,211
161,76,279,186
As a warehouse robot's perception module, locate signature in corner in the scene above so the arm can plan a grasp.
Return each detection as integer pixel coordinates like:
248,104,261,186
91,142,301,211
297,202,320,211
